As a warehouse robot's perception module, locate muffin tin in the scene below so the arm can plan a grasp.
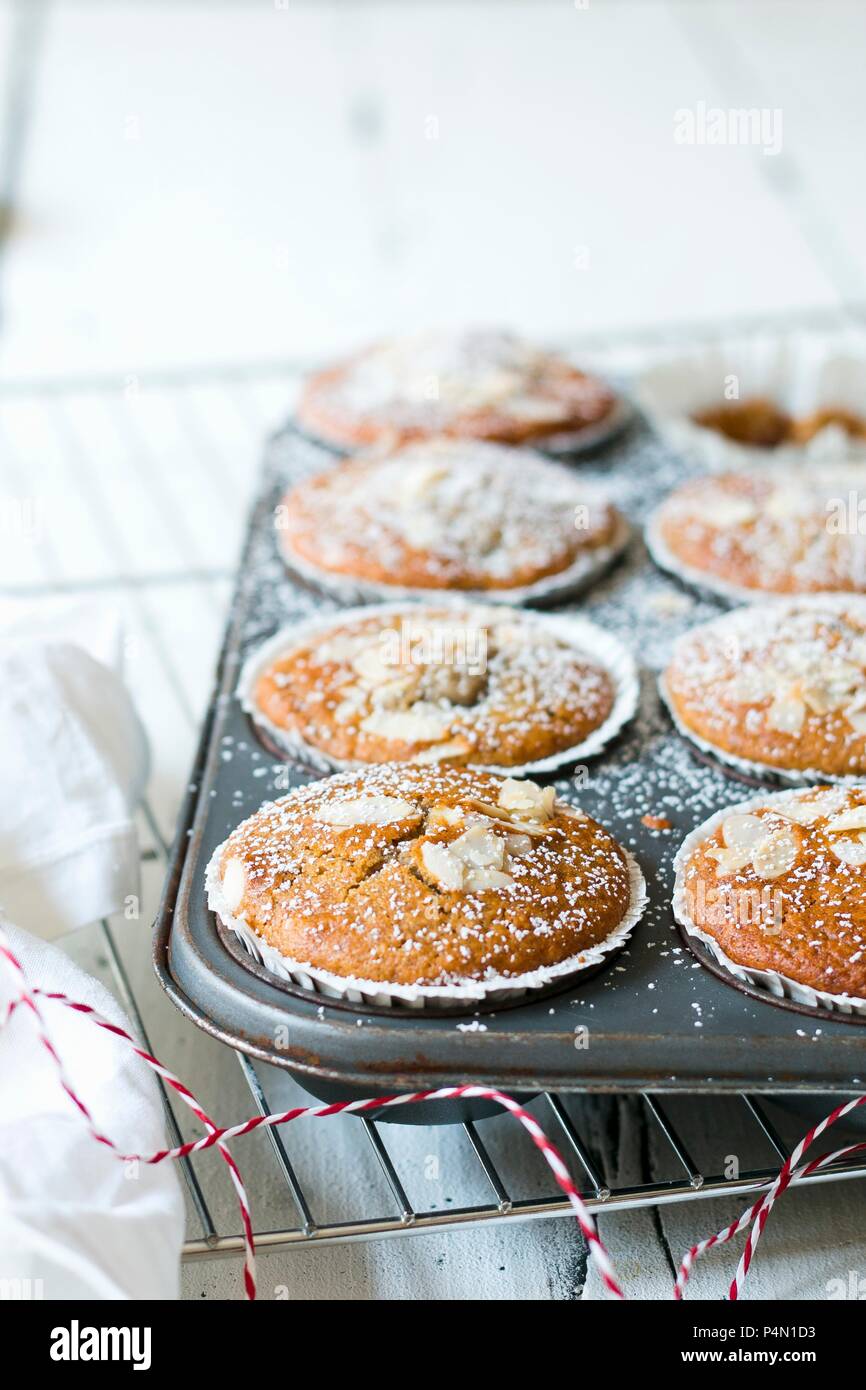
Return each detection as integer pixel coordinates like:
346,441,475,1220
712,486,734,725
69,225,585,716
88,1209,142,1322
153,420,866,1114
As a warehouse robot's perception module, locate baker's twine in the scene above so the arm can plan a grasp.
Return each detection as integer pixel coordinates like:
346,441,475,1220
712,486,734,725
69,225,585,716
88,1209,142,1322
1,921,861,1302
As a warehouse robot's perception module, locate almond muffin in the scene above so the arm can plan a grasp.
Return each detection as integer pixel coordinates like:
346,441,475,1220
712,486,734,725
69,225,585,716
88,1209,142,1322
295,328,617,450
243,604,634,772
207,765,644,1006
663,600,866,779
277,437,626,601
692,399,866,449
647,466,866,599
674,785,866,1003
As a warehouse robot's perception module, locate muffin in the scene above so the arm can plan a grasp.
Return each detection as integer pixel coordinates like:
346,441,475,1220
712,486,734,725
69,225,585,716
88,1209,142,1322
295,328,618,451
692,399,866,449
277,437,627,603
241,603,637,773
663,599,866,780
647,465,866,600
207,764,646,1008
674,785,866,1009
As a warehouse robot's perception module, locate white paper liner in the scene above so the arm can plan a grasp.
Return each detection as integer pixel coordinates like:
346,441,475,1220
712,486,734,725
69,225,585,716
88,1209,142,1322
643,507,866,607
659,595,866,787
535,395,633,457
278,513,631,609
206,819,647,1012
238,601,640,777
636,326,866,470
672,787,866,1017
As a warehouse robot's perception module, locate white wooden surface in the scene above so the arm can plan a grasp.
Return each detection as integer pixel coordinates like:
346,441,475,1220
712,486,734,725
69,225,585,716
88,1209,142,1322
1,0,865,1301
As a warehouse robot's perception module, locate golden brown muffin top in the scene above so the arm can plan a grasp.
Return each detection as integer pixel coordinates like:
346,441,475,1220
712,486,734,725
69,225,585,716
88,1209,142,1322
653,466,866,595
251,605,615,769
680,786,866,998
279,438,620,593
666,602,866,776
213,765,634,988
296,328,615,449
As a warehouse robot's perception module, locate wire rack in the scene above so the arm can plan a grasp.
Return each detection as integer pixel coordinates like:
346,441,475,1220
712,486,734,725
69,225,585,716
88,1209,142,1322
4,315,866,1277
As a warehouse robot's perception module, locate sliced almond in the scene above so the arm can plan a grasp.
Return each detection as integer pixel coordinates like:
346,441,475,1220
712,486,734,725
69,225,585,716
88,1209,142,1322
505,832,534,860
720,814,766,851
706,845,753,877
221,857,247,912
766,692,806,735
352,643,401,686
775,790,848,825
700,495,758,529
463,866,515,892
751,827,798,881
420,840,465,891
316,794,420,827
464,800,551,837
497,778,556,821
826,806,866,834
410,736,473,764
847,710,866,735
830,835,866,867
450,825,506,870
360,705,454,742
427,805,465,829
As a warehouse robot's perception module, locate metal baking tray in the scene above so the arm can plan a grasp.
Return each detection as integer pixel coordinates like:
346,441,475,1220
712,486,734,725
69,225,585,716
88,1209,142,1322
153,418,866,1111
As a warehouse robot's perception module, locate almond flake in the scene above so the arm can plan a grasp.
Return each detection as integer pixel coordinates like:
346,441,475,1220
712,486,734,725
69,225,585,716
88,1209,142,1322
766,692,806,735
830,835,866,867
700,495,758,528
497,778,556,821
420,840,465,891
360,705,453,742
410,736,473,764
463,866,515,892
720,814,766,851
427,805,465,828
751,828,798,880
316,794,420,827
826,806,866,834
450,825,506,870
707,845,753,877
775,790,848,825
221,857,247,912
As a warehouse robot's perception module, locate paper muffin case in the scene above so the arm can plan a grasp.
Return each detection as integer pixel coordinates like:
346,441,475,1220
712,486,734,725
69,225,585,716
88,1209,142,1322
672,788,866,1018
659,595,866,788
278,513,631,610
636,326,866,471
237,602,640,778
533,395,634,458
206,834,647,1012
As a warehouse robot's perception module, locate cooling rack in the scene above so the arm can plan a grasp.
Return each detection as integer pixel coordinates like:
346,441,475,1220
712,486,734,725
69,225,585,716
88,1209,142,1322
4,309,866,1275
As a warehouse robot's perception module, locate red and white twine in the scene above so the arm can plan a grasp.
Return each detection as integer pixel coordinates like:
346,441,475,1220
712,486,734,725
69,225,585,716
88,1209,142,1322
0,918,861,1302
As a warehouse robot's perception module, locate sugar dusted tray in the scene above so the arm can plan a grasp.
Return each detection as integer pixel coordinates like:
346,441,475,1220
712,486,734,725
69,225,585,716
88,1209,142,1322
153,418,866,1105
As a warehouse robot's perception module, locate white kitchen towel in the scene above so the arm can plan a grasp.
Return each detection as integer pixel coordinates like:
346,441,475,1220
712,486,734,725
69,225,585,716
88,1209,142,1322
0,919,184,1300
0,600,149,938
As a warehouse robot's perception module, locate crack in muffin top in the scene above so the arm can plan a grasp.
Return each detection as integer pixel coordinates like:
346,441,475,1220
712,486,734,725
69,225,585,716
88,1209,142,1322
279,437,621,592
214,765,633,988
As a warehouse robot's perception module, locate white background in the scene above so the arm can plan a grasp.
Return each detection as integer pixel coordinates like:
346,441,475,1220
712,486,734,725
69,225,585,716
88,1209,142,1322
0,0,864,1302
